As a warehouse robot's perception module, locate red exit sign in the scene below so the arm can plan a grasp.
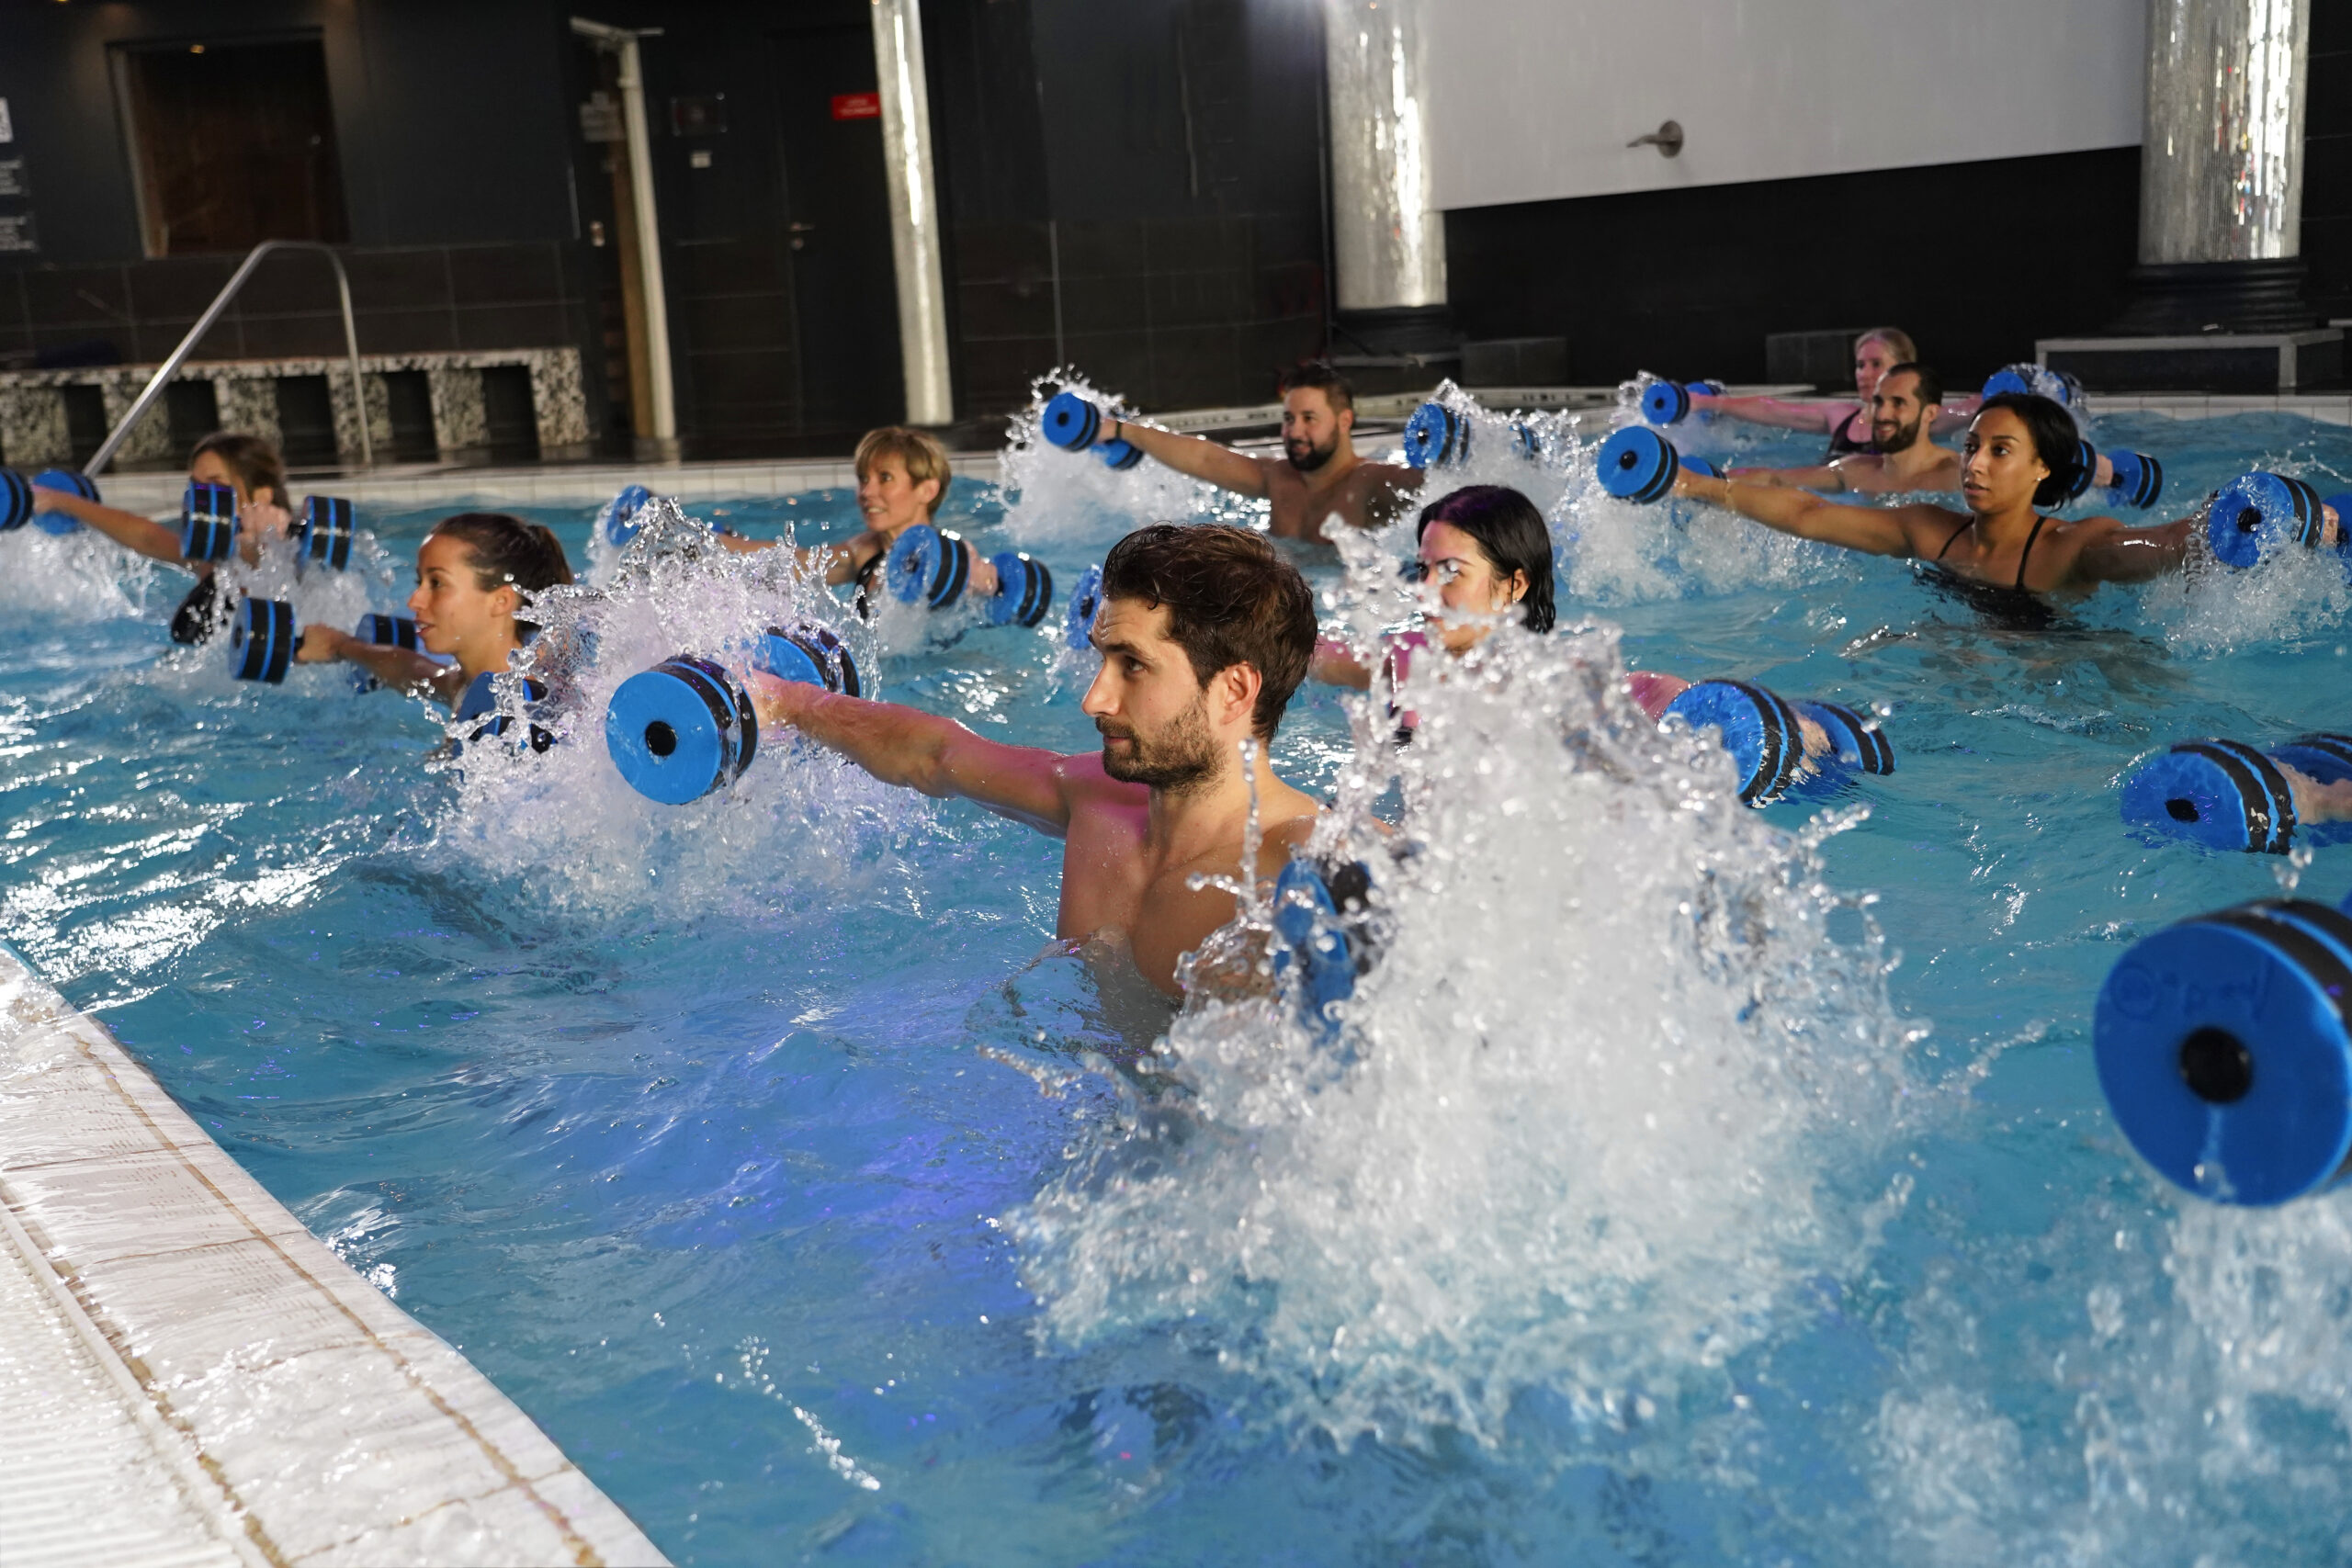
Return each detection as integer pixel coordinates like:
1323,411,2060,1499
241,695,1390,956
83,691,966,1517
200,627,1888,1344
831,93,880,121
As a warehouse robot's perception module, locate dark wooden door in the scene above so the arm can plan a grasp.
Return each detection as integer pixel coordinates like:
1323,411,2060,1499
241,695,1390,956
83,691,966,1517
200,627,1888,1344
771,24,903,433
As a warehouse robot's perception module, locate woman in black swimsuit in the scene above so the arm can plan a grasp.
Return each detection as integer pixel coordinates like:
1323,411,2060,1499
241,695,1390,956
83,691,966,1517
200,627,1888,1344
1665,393,2205,617
28,431,301,644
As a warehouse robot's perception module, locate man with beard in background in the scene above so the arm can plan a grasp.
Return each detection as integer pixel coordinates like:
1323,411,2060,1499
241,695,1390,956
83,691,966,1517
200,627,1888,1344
745,524,1322,998
1725,363,1961,497
1084,362,1422,540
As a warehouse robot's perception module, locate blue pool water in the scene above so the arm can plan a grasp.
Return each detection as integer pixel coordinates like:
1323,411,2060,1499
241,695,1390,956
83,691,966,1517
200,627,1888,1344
4,400,2351,1564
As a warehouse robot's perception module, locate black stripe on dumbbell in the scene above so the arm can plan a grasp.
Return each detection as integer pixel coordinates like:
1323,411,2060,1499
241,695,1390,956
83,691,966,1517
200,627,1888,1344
1717,679,1796,804
2174,740,2296,854
2287,733,2352,771
662,657,758,776
1815,700,1894,774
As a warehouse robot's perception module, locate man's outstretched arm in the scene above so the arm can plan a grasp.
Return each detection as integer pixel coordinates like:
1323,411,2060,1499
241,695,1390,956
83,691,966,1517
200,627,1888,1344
748,673,1074,836
1097,420,1270,498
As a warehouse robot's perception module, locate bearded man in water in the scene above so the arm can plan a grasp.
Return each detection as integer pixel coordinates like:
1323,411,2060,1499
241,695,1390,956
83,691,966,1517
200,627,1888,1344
747,523,1323,998
1071,362,1421,541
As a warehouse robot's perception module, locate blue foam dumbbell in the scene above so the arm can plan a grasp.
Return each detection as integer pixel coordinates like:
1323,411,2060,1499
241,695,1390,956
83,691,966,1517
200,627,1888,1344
1040,390,1105,451
1639,379,1724,427
299,495,355,569
1271,858,1375,1043
603,484,655,548
604,656,759,804
2095,896,2352,1205
2105,449,2165,511
2121,739,2302,855
181,482,241,561
2207,470,2346,576
1662,680,1810,806
24,469,97,535
605,624,862,802
350,613,420,694
885,524,973,611
982,551,1055,627
1597,426,1685,503
225,595,297,684
1796,699,1896,775
1063,563,1105,652
1099,437,1146,471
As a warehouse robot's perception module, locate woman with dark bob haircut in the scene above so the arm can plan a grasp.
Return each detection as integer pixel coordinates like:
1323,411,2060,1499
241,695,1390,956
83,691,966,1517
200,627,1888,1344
1664,391,2245,623
1312,483,1555,691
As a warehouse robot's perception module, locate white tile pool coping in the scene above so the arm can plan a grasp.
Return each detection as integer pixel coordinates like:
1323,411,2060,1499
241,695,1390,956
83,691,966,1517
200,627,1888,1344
74,386,2352,518
0,946,667,1568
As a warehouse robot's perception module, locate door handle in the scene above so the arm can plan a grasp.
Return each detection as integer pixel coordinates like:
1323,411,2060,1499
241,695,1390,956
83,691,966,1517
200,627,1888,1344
787,220,817,251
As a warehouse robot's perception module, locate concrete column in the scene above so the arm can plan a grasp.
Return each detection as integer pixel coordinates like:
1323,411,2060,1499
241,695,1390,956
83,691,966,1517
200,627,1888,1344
2119,0,2314,329
1322,0,1448,345
871,0,954,428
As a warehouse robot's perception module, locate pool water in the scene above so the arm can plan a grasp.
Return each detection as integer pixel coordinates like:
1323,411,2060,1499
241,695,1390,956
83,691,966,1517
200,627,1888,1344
3,396,2351,1565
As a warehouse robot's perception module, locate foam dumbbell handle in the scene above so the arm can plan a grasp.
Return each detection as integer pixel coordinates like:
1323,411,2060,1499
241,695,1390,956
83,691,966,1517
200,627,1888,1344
1679,455,1722,480
2207,471,2327,570
1099,438,1146,471
885,524,970,610
1662,679,1805,806
226,596,297,684
1040,390,1102,452
181,482,241,562
1795,700,1894,775
2120,739,2300,854
28,469,96,535
983,552,1055,628
2106,451,2165,511
300,495,355,570
604,484,654,547
1597,426,1680,503
604,656,758,804
1063,563,1105,652
2095,897,2352,1205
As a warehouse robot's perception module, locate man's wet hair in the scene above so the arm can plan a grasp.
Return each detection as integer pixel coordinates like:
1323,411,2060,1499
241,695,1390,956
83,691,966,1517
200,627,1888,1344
1278,361,1354,414
1416,484,1555,634
1880,361,1944,409
1100,523,1317,740
1974,392,2084,508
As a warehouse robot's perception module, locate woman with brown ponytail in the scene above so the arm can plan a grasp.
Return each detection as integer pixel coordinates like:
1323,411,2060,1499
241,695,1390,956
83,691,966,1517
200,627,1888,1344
28,431,304,643
294,512,573,708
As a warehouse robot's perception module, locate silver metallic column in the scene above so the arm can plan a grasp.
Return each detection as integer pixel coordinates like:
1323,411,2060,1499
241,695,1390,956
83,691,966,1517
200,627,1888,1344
1322,0,1445,314
2140,0,2310,265
871,0,955,427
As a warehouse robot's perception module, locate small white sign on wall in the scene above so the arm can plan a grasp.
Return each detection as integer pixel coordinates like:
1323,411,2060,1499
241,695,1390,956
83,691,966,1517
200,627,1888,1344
0,99,13,143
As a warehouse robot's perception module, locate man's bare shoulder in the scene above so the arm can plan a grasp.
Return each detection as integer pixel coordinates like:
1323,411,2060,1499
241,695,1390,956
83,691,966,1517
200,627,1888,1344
1055,751,1149,805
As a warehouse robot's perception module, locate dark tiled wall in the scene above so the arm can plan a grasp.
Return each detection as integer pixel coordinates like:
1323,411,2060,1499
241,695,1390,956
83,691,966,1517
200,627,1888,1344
2307,5,2351,322
1444,148,2143,389
952,215,1325,415
0,242,597,369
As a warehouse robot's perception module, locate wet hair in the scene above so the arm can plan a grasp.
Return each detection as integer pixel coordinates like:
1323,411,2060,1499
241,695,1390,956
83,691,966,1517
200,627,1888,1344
424,513,574,632
1856,327,1917,365
854,426,951,518
188,431,288,508
1279,360,1354,415
1879,361,1944,408
1099,523,1317,740
1415,484,1555,634
1973,392,2084,508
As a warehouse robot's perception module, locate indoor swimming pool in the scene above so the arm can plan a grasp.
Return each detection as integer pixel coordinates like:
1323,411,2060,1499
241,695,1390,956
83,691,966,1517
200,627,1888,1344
2,392,2349,1564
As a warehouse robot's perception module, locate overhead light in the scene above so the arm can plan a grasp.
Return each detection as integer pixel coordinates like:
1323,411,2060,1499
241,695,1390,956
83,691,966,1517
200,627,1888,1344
190,43,206,53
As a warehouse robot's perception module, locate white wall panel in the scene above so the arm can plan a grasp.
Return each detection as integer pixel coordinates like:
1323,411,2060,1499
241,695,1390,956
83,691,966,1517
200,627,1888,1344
1427,0,2146,211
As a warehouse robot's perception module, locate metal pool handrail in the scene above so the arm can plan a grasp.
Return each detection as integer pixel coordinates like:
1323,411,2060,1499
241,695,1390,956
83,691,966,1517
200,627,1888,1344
85,240,373,478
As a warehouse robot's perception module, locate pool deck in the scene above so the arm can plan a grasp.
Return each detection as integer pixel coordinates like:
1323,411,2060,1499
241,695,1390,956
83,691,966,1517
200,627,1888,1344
0,947,667,1568
74,384,2352,517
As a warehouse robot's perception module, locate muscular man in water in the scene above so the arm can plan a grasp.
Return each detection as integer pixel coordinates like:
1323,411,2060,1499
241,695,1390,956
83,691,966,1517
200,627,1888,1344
747,523,1322,997
1077,362,1420,541
1727,363,1960,497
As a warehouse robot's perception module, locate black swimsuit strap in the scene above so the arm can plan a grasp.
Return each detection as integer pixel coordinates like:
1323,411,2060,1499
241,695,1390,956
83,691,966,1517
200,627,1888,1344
1934,517,1973,561
2013,515,2049,592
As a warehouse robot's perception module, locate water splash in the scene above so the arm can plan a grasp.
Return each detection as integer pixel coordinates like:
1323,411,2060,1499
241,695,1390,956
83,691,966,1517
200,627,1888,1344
1012,535,1921,1450
998,368,1270,547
